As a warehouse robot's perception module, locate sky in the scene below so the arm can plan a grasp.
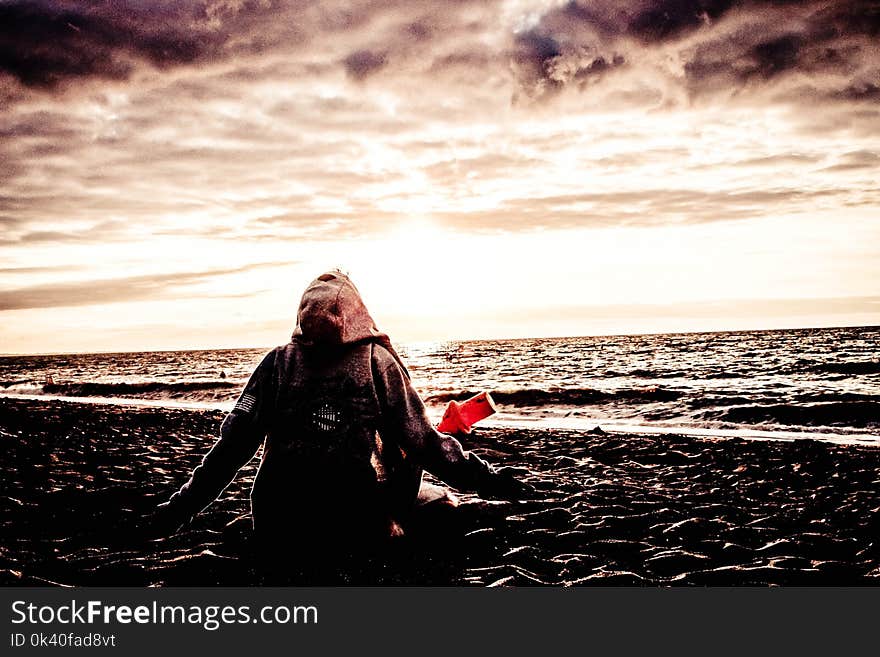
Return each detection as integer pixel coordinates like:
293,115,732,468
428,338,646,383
1,0,879,354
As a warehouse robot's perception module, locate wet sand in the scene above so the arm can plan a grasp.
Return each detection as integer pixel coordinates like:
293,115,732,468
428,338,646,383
1,397,878,586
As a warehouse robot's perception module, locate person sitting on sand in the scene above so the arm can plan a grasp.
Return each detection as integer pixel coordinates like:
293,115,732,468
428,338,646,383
155,270,532,547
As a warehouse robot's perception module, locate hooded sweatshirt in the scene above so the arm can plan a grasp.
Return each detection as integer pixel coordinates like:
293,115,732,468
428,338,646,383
167,271,500,542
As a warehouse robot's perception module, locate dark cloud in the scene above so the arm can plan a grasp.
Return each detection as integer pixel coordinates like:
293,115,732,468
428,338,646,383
510,29,563,96
535,0,737,47
681,2,880,98
2,0,876,108
750,34,803,78
0,0,333,97
0,1,220,88
0,1,500,96
686,32,840,93
512,0,880,102
628,1,734,42
427,50,495,76
831,80,880,102
0,261,293,311
342,49,388,81
0,110,80,139
822,150,880,172
510,25,627,100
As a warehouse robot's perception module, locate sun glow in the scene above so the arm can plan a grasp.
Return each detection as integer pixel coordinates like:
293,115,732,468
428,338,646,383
342,220,467,315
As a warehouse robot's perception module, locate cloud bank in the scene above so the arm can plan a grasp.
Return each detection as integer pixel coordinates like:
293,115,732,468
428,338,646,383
0,1,877,349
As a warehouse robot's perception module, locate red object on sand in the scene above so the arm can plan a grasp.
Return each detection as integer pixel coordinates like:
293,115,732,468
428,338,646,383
437,391,497,434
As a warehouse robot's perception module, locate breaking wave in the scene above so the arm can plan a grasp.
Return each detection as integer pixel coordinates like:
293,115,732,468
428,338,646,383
702,401,880,429
0,380,241,402
808,361,880,375
425,386,683,407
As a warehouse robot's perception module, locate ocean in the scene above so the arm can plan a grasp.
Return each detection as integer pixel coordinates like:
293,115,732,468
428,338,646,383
1,325,878,443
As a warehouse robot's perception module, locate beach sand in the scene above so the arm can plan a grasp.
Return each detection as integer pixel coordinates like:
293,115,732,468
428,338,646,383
1,397,878,586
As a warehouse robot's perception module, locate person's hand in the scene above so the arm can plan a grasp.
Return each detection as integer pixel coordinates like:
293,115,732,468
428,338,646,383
139,500,191,539
481,467,538,501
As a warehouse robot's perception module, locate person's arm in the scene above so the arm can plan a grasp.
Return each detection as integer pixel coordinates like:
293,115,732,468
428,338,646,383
374,348,531,500
157,349,278,529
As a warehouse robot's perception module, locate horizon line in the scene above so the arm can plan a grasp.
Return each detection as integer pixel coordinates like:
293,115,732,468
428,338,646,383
1,321,877,358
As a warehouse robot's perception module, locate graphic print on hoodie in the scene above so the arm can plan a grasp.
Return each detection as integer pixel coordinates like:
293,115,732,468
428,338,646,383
167,270,500,543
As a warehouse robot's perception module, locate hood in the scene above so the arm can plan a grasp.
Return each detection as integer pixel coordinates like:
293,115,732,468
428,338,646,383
292,270,410,377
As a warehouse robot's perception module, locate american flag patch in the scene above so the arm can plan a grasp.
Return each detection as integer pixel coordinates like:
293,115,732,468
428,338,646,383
310,403,343,433
234,393,257,415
